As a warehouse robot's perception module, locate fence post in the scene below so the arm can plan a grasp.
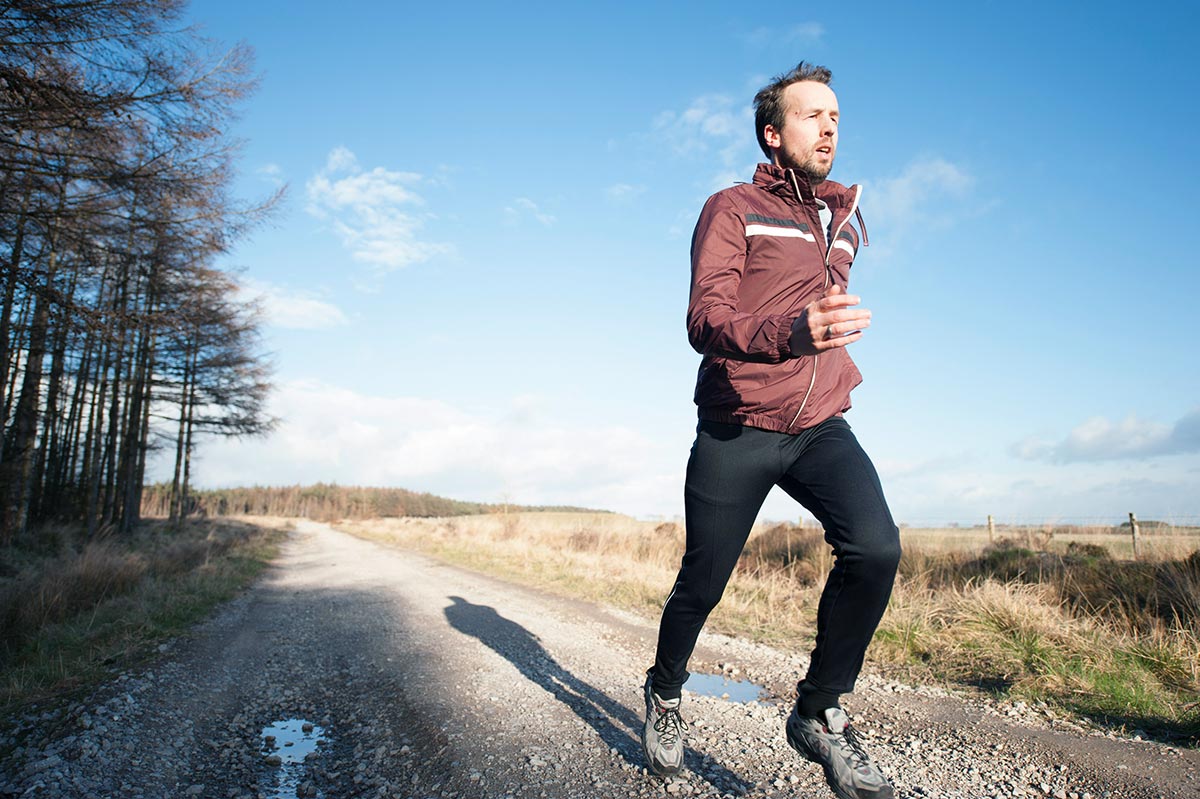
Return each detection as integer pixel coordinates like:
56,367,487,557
987,514,995,544
1129,512,1141,560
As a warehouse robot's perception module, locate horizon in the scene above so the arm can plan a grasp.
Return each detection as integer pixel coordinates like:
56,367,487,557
165,481,1195,529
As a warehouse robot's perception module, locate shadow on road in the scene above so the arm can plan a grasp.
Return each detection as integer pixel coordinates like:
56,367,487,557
443,595,752,793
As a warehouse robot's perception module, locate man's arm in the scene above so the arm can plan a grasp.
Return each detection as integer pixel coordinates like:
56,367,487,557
686,194,794,364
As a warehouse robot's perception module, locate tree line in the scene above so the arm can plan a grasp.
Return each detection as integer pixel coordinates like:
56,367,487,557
0,1,277,543
140,483,608,522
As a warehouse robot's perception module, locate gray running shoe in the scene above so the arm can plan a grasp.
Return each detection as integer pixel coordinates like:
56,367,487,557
642,675,687,776
786,706,894,799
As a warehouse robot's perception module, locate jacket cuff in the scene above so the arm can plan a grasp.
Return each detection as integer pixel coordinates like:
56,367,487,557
777,316,798,359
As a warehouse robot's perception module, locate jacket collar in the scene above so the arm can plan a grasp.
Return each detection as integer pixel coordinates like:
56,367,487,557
752,162,856,209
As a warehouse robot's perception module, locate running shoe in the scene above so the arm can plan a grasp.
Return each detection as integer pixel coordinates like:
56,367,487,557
642,674,687,776
786,705,894,799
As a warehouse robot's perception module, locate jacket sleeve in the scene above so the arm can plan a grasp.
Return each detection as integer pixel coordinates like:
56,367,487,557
686,193,795,363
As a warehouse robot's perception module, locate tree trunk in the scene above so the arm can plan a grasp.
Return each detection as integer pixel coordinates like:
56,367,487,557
2,287,34,432
84,326,113,539
31,266,79,520
100,257,132,528
0,180,33,435
60,331,93,507
118,286,154,533
169,340,193,524
0,225,64,542
181,347,198,521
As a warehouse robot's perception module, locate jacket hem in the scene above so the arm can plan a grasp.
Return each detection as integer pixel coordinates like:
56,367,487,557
697,407,795,434
697,406,848,434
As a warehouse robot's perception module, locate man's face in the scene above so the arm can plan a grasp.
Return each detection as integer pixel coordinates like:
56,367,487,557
764,81,839,181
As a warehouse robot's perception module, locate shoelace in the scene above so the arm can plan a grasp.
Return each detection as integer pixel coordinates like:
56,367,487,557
832,722,872,769
653,704,688,747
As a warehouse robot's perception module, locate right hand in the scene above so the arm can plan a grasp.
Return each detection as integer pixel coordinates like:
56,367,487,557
788,284,871,356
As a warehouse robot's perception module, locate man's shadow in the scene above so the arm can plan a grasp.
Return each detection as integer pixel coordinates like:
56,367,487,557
443,596,751,793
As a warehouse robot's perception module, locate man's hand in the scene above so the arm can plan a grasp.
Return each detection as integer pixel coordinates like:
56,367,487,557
788,284,871,356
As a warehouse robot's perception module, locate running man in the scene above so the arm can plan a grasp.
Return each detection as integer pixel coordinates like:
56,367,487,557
642,62,900,799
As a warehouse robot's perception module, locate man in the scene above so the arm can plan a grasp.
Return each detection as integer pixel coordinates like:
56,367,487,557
642,62,901,799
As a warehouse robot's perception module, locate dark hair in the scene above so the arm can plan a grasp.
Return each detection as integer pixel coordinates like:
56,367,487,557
753,62,833,159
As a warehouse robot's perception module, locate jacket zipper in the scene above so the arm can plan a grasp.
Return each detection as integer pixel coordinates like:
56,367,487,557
785,176,862,432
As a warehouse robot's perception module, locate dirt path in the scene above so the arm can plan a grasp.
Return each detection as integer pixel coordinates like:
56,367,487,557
2,521,1196,799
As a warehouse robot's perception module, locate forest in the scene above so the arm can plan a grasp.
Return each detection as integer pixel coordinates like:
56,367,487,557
0,0,277,542
140,482,606,521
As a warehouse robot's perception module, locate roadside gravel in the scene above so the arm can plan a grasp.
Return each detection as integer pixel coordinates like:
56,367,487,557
2,521,1196,799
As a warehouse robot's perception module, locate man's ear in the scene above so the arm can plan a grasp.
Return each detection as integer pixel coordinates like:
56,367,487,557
763,124,781,151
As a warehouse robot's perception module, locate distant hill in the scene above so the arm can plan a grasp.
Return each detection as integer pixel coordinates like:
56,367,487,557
141,483,607,521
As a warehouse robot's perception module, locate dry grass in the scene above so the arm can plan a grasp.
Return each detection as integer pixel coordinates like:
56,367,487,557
337,513,684,618
0,518,284,712
900,525,1200,561
336,513,1200,741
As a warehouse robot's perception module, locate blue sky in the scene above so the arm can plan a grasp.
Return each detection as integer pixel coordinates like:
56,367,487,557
158,1,1200,525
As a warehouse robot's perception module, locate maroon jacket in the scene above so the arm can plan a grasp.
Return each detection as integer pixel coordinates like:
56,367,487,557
687,163,867,433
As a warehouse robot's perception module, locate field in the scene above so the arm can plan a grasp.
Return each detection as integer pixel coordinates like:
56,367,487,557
335,512,1200,742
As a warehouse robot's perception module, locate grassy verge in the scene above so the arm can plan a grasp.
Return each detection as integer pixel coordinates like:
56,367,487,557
0,517,285,716
335,513,1200,743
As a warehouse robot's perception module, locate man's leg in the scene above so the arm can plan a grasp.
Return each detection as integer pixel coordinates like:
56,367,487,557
650,421,782,698
777,417,900,799
644,421,781,776
777,416,900,710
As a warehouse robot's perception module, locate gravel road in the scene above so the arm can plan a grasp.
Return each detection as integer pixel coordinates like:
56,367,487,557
2,521,1196,799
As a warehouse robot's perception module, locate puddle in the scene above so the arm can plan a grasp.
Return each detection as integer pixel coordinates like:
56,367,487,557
684,672,769,704
260,718,326,798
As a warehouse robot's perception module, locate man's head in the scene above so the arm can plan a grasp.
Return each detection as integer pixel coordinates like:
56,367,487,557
754,62,839,182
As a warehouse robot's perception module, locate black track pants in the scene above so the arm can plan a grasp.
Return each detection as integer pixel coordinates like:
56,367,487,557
650,416,901,701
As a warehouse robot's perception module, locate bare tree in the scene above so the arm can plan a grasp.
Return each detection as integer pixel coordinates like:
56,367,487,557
0,0,280,542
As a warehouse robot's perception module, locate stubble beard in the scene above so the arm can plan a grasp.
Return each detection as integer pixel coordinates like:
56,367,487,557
798,157,832,183
779,145,834,184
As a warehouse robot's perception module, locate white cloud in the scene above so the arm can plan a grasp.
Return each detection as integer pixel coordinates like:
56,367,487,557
155,380,681,517
257,163,284,187
504,197,556,226
238,279,348,330
855,157,975,260
1013,409,1200,463
653,94,753,164
606,183,645,202
649,94,758,202
864,157,973,231
786,22,826,42
305,146,452,272
744,22,825,47
665,94,737,136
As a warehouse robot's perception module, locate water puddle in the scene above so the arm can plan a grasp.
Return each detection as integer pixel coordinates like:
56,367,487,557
684,672,769,705
260,718,326,798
